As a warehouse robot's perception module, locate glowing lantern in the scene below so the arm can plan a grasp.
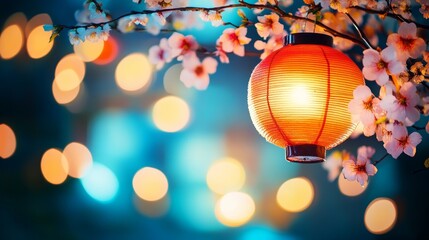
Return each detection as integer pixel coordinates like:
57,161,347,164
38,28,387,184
248,33,363,162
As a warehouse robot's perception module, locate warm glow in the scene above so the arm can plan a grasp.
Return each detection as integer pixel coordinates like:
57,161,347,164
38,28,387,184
55,54,86,82
52,79,81,105
277,177,314,212
365,198,397,234
290,85,312,107
40,148,69,185
338,175,367,197
133,167,168,201
94,36,119,65
63,142,93,178
26,25,53,59
248,40,363,152
73,40,104,62
0,123,17,159
54,69,81,92
152,96,190,132
115,53,152,92
81,162,119,202
206,157,246,195
0,24,24,59
215,192,255,227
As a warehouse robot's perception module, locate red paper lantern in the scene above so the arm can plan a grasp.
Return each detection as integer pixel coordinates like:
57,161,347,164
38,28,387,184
248,33,364,163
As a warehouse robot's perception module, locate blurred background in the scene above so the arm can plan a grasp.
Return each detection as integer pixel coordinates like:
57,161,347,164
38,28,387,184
1,0,429,239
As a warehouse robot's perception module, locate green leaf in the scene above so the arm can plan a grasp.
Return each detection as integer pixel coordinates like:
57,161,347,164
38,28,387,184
49,25,63,43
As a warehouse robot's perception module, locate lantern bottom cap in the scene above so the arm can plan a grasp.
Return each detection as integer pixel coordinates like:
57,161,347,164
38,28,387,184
286,144,326,163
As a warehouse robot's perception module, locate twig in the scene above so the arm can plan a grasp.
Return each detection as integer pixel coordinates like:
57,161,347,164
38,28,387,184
345,12,375,49
373,153,389,166
413,168,429,174
351,5,429,30
411,125,426,131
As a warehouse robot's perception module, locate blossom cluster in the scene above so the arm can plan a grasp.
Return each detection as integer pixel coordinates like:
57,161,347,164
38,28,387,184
46,0,429,184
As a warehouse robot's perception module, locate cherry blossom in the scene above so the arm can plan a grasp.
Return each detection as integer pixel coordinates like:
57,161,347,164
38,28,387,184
342,146,378,186
68,28,86,45
254,31,286,59
168,32,199,59
379,82,420,125
362,47,404,86
218,27,251,57
130,14,149,26
383,126,422,159
180,56,218,90
348,85,382,136
255,13,284,40
387,22,427,62
215,40,230,64
323,150,353,181
200,11,223,27
149,38,173,70
418,0,429,19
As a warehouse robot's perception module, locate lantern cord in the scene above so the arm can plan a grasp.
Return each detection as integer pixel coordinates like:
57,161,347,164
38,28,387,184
345,13,375,49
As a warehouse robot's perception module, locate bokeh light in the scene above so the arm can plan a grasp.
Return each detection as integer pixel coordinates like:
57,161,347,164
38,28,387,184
276,177,314,213
163,64,190,96
63,142,93,178
206,157,246,195
94,36,119,65
215,191,256,227
338,175,367,197
0,123,17,159
0,24,24,59
115,53,152,92
40,148,69,185
133,167,168,201
24,13,51,37
26,25,53,59
53,68,82,92
152,96,190,132
74,40,104,62
55,53,86,81
364,198,397,234
134,194,170,217
81,162,119,202
52,78,81,105
4,12,27,29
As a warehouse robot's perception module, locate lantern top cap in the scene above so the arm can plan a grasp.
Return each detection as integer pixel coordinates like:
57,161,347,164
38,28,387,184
286,33,333,47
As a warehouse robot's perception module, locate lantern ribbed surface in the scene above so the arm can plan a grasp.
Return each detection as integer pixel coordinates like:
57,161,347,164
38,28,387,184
248,34,363,162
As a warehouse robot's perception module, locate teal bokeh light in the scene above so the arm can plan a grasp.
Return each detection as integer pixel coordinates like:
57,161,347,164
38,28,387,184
81,162,119,202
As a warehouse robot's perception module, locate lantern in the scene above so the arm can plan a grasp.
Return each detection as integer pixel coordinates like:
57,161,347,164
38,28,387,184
248,33,363,163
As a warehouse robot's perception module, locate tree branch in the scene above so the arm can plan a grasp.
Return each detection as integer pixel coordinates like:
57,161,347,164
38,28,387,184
345,12,375,49
351,6,429,30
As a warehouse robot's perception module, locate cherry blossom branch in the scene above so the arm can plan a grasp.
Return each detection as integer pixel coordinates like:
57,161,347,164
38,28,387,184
373,153,389,166
54,1,369,49
351,6,429,30
411,125,426,131
413,167,429,174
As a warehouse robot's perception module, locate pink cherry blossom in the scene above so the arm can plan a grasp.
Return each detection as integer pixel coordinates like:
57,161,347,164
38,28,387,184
383,127,422,159
362,47,404,86
215,40,229,64
342,146,378,186
379,82,420,124
218,27,251,57
323,150,353,181
168,32,199,59
255,13,284,40
387,22,427,62
254,31,286,59
180,56,218,90
417,0,429,19
148,38,173,70
348,85,383,136
200,10,223,27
